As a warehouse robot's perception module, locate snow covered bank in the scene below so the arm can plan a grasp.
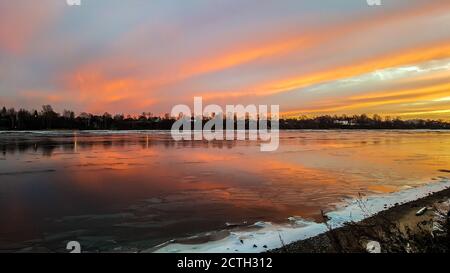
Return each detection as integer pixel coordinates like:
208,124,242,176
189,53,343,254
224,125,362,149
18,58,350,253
152,178,450,253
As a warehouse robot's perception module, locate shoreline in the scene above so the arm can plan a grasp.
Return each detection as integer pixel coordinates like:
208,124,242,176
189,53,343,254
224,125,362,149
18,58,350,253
152,178,450,253
271,186,450,253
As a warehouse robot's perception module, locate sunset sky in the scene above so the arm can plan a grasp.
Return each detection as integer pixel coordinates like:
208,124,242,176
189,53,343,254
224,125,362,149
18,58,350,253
0,0,449,119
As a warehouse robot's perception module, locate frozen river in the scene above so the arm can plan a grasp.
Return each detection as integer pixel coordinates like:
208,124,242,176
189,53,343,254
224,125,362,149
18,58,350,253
0,130,449,252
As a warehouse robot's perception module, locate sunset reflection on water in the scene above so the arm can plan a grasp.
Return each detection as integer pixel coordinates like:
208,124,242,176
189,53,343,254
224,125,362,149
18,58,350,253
0,130,449,252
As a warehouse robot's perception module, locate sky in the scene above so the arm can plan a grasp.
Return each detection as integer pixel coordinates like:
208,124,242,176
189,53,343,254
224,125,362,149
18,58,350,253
0,0,449,120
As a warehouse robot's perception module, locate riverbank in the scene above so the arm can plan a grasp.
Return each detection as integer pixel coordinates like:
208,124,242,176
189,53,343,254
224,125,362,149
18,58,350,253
150,178,450,253
271,187,450,253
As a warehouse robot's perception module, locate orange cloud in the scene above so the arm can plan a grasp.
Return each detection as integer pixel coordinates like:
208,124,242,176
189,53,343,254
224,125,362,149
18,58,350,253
201,41,450,101
67,0,450,99
176,36,313,80
281,81,450,119
183,0,450,83
275,44,450,92
66,70,157,114
396,108,450,118
184,0,450,87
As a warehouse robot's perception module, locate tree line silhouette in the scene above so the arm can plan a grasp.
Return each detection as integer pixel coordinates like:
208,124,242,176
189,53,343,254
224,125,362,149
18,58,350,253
1,105,449,130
